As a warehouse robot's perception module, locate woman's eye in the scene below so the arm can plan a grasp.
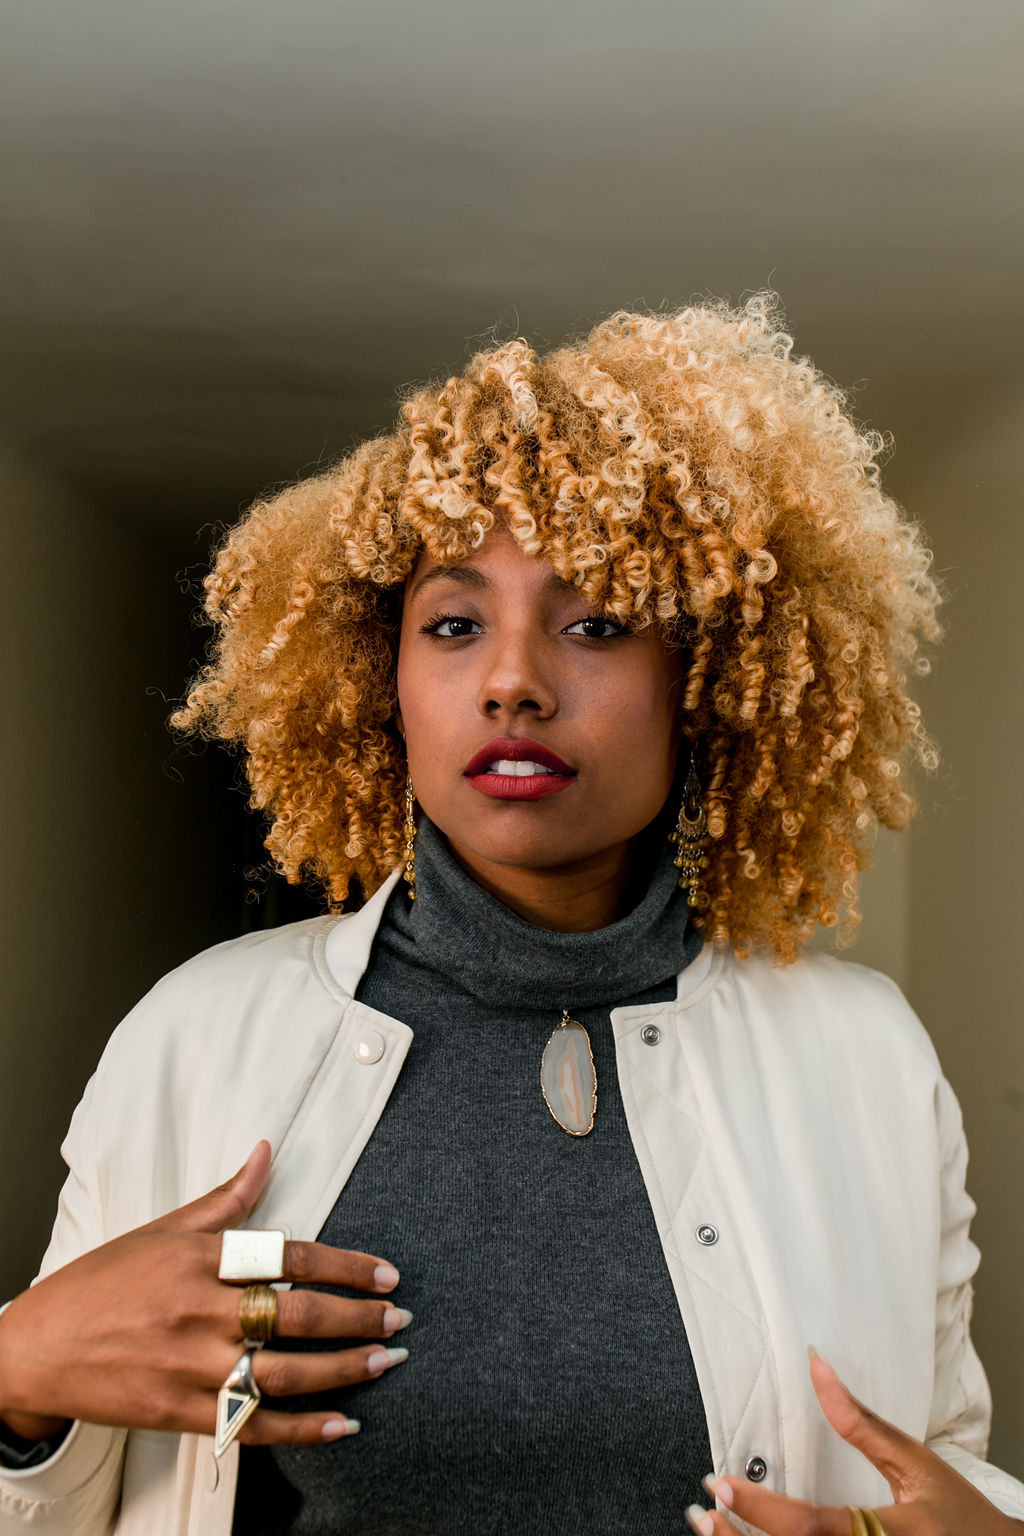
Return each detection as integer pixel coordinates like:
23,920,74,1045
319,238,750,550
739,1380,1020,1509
564,615,624,639
423,613,481,638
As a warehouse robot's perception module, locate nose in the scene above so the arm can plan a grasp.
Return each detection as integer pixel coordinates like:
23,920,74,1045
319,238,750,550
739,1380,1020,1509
476,631,558,720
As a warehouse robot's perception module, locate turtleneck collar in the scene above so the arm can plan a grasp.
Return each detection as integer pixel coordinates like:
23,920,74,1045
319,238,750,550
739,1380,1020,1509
379,815,703,1012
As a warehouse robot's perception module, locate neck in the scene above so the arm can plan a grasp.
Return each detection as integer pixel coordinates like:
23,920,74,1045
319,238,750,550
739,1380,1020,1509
443,837,643,932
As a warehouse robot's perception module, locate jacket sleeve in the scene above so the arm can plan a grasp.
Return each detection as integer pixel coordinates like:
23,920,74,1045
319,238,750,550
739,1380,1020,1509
0,1072,128,1535
925,1073,1024,1519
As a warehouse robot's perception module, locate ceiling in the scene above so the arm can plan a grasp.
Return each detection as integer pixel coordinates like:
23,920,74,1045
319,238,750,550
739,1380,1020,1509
1,0,1021,536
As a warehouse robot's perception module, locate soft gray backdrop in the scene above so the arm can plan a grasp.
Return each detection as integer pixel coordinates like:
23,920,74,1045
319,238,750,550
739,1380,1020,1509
1,0,1021,1479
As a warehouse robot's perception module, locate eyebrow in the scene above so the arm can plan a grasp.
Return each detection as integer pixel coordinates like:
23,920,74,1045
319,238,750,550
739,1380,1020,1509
406,563,578,602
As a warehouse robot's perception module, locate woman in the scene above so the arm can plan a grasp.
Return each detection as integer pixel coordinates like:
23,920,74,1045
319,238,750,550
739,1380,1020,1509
0,298,1021,1536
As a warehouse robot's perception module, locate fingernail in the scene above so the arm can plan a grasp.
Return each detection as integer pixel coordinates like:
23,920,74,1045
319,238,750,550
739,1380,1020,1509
807,1344,833,1368
374,1263,400,1290
684,1507,714,1536
367,1346,410,1375
702,1474,733,1508
383,1307,413,1334
322,1418,360,1440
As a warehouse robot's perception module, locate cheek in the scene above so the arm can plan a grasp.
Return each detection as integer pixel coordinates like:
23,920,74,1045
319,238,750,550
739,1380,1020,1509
395,640,425,740
394,652,410,737
395,645,460,772
611,660,682,800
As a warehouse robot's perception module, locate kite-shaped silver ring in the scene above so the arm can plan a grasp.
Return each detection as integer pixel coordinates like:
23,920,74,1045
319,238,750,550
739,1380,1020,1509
214,1348,262,1458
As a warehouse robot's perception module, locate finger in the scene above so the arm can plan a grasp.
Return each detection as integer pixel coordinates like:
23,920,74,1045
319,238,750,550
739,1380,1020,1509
694,1478,853,1535
262,1290,414,1342
147,1142,274,1236
238,1407,362,1446
808,1351,928,1496
685,1507,767,1536
251,1341,410,1399
282,1241,401,1294
685,1509,745,1536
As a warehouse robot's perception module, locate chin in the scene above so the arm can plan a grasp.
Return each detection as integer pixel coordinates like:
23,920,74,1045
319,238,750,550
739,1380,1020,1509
452,823,630,873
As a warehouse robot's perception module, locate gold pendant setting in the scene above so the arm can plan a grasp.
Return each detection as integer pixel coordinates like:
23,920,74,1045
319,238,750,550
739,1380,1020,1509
541,1010,597,1136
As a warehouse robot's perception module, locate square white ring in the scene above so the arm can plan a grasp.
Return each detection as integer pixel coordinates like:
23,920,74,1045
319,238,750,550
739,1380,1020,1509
219,1228,286,1281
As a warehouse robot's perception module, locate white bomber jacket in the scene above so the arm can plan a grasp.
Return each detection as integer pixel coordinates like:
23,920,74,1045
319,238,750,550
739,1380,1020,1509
2,866,1023,1533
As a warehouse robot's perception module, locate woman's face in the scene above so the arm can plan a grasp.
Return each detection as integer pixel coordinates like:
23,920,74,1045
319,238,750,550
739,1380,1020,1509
396,527,686,894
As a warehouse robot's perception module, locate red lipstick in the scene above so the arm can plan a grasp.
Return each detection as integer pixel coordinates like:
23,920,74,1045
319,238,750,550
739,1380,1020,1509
464,737,577,801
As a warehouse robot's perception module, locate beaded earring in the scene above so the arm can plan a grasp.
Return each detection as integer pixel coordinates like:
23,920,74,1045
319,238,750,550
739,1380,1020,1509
402,777,418,900
669,759,710,910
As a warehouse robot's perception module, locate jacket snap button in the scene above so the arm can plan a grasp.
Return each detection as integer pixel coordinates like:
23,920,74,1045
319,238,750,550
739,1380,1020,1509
744,1455,768,1482
696,1224,719,1246
640,1025,661,1045
355,1031,385,1065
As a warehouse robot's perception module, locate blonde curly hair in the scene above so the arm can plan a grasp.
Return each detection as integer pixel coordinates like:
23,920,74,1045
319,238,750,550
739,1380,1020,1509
173,295,940,963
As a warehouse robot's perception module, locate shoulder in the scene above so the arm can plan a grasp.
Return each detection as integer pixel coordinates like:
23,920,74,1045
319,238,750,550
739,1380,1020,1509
146,913,344,1002
711,945,940,1075
689,948,962,1162
68,915,361,1223
93,914,351,1078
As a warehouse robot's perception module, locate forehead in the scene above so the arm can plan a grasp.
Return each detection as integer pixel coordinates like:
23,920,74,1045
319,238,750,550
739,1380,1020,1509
404,529,578,605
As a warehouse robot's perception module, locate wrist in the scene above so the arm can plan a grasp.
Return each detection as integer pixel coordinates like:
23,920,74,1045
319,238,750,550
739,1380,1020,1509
0,1298,71,1441
0,1409,72,1443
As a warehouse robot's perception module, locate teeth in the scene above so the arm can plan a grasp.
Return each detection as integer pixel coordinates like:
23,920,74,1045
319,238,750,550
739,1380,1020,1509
487,759,556,776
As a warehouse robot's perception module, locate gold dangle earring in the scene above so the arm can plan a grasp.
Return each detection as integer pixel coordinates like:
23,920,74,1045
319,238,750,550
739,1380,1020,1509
403,777,418,900
669,758,710,910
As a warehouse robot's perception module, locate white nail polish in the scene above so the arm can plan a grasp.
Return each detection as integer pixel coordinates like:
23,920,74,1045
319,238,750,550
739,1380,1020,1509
368,1346,409,1375
383,1307,413,1333
322,1418,360,1440
685,1506,714,1536
704,1475,733,1508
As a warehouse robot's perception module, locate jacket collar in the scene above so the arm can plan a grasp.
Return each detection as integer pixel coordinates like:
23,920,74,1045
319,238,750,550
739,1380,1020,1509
323,866,404,998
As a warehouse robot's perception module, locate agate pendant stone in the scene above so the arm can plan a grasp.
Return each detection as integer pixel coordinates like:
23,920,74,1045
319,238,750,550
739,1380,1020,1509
541,1011,597,1136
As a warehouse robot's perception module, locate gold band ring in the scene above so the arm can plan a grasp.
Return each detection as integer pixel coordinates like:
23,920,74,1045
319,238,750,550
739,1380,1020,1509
848,1509,889,1536
239,1283,279,1345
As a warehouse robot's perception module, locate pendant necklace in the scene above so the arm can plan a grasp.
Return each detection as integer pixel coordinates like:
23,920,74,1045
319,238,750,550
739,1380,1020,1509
541,1011,597,1136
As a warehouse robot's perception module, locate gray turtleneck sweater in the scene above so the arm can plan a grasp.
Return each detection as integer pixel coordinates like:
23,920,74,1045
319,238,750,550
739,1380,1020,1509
234,818,712,1534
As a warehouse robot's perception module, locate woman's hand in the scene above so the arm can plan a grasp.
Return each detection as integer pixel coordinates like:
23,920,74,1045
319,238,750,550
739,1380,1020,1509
686,1352,1024,1535
0,1143,410,1448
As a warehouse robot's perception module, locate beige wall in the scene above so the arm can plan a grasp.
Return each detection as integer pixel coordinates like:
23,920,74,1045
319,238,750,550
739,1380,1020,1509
812,831,910,992
0,444,237,1300
901,401,1024,1478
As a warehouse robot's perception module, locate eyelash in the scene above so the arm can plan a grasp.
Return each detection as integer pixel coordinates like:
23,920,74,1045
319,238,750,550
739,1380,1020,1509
421,612,481,638
565,616,626,640
420,611,626,640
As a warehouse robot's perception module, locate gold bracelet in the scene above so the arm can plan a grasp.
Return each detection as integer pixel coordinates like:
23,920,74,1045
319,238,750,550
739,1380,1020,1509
847,1508,888,1536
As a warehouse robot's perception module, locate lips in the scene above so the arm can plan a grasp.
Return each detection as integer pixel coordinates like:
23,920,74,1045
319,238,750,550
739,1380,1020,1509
464,737,577,801
464,738,575,776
